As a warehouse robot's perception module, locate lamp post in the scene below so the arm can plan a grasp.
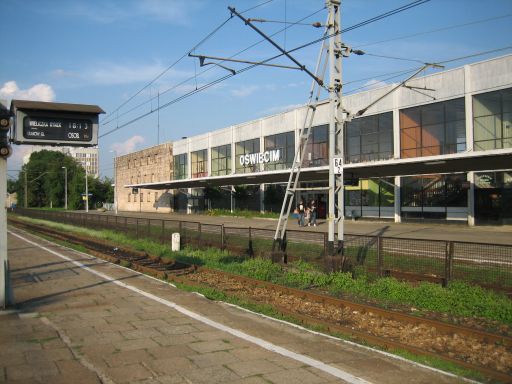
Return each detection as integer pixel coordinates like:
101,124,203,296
85,166,89,213
62,166,67,210
110,150,118,214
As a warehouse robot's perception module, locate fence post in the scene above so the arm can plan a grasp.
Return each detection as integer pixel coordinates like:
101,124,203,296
136,219,139,239
377,236,383,277
198,223,202,248
161,220,165,244
221,224,225,251
444,241,454,287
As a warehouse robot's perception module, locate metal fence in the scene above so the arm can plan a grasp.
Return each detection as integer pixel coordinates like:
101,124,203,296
11,209,512,291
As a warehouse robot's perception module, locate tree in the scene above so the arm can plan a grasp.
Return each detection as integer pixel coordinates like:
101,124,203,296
16,150,86,209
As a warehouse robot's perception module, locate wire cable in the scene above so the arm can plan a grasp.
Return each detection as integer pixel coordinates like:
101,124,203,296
99,0,433,137
354,13,512,49
101,6,326,128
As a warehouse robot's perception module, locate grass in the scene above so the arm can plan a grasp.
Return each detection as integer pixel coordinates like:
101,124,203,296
21,209,512,289
11,214,512,326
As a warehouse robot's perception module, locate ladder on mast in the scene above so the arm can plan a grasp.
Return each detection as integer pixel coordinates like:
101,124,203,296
272,30,335,259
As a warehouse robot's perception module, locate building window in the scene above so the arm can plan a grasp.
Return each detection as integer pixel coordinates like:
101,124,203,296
345,112,393,163
400,98,466,158
147,193,150,202
344,178,394,218
173,154,188,180
128,194,131,202
302,125,329,167
264,131,295,171
155,192,158,202
134,194,137,202
401,174,467,220
211,144,231,176
235,138,260,173
140,192,143,202
191,149,208,178
473,88,512,151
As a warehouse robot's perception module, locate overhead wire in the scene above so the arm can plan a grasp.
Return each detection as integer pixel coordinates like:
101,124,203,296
100,6,326,128
102,0,274,125
99,0,439,138
354,13,512,49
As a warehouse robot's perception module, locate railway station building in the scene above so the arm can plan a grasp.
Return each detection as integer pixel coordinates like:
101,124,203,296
117,54,512,226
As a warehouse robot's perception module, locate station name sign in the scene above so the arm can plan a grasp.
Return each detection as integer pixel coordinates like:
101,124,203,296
239,149,281,167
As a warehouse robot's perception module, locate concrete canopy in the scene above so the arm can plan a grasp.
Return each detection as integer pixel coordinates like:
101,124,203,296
125,148,512,191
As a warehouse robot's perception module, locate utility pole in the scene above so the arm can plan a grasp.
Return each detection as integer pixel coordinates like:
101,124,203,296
24,171,27,208
110,150,118,214
327,0,345,256
85,167,89,213
62,166,67,210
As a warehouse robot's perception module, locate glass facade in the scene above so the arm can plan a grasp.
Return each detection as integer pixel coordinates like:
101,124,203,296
475,171,512,225
345,112,393,163
264,131,295,171
211,144,231,176
191,149,208,178
400,98,466,158
173,153,188,180
235,138,260,173
401,174,468,220
344,178,394,218
473,88,512,151
302,125,329,167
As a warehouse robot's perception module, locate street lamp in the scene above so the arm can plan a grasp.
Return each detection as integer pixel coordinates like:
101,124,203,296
61,166,67,210
110,150,118,214
85,164,89,213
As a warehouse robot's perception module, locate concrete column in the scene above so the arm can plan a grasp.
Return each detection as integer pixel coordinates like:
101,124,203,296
468,171,476,226
464,65,474,151
394,176,401,223
260,183,265,213
393,88,401,159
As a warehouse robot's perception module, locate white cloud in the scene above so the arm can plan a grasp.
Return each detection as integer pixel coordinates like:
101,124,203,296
362,79,388,91
0,81,56,103
8,145,35,173
231,85,261,98
261,103,305,116
111,135,145,155
36,0,203,25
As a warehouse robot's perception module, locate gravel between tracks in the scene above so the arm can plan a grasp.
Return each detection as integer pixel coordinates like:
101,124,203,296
187,269,512,375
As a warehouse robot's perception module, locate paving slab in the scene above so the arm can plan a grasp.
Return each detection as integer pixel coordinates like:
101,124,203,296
1,229,470,384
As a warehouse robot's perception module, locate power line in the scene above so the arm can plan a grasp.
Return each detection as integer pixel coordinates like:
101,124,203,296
354,13,512,49
102,0,274,125
101,6,326,128
99,0,434,138
101,17,233,124
437,46,512,64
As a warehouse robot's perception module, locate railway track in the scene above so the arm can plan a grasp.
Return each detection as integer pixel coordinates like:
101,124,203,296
9,217,512,383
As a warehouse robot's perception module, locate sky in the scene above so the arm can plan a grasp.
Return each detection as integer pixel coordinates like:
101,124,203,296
1,0,511,180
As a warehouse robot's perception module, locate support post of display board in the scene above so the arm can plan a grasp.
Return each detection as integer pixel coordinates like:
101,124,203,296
0,100,104,309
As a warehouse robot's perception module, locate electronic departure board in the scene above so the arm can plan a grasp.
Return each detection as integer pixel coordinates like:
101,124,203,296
11,100,104,147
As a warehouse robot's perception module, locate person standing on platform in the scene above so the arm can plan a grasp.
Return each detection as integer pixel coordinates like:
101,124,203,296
309,199,317,227
298,200,305,227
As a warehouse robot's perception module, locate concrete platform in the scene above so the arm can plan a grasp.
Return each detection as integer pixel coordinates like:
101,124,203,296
1,228,470,383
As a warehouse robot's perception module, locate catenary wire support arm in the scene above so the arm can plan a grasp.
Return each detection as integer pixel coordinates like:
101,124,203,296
356,63,444,117
228,6,325,87
188,53,302,71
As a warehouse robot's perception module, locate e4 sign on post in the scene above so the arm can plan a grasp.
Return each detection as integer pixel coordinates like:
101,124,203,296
333,157,343,175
